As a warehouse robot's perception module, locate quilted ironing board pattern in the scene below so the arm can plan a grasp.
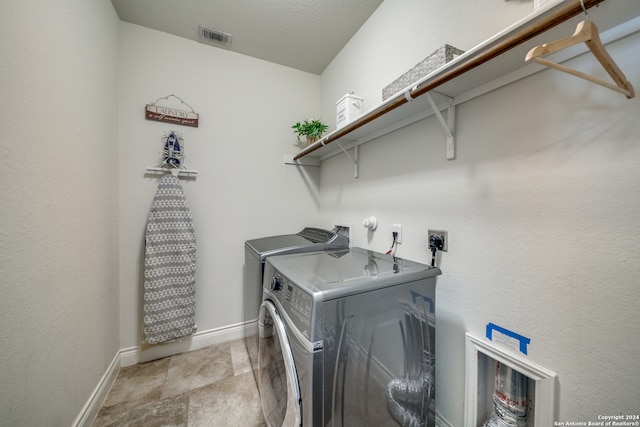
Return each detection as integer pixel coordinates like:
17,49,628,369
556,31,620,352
143,174,196,345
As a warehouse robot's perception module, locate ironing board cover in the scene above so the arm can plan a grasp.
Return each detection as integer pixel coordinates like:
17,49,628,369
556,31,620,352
143,174,196,345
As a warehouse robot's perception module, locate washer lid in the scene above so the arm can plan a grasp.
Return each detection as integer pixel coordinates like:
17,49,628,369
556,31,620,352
267,247,441,301
245,233,315,255
244,227,347,258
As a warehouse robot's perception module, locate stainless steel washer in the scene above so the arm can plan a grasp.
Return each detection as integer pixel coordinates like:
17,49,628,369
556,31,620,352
258,248,441,427
244,228,348,385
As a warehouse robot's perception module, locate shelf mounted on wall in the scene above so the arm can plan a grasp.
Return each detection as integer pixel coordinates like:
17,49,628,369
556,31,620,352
284,89,455,178
334,140,360,178
285,0,640,177
422,91,455,160
284,142,359,177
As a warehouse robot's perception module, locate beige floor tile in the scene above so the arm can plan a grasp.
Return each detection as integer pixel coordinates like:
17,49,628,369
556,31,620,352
229,338,252,376
93,393,189,427
96,357,171,418
188,372,266,427
93,341,267,426
161,343,234,400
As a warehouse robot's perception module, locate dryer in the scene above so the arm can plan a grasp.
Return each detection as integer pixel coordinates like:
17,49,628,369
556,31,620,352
244,228,348,384
258,248,441,427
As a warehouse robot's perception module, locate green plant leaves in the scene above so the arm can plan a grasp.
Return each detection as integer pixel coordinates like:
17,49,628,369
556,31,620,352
292,119,329,141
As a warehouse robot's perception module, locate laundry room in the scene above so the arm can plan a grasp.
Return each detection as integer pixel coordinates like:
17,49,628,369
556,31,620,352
1,0,639,426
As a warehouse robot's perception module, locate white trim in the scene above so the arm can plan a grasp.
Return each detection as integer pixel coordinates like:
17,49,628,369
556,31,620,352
72,350,121,427
464,333,557,427
435,410,455,427
121,321,247,366
74,321,249,426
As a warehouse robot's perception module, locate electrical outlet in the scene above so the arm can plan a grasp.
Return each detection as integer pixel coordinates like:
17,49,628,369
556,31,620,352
428,229,448,252
392,224,402,244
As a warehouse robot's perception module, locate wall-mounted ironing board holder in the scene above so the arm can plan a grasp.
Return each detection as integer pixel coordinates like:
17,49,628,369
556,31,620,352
145,166,198,177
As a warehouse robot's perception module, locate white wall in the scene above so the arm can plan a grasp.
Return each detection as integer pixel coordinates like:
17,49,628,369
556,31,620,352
0,0,120,425
321,0,532,128
117,23,326,352
319,1,640,425
2,1,638,425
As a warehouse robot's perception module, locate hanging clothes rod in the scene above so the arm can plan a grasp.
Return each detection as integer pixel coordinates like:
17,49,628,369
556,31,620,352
146,167,198,176
525,19,634,98
294,0,606,161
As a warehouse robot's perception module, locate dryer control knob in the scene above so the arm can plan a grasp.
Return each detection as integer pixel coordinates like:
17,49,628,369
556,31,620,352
270,276,283,292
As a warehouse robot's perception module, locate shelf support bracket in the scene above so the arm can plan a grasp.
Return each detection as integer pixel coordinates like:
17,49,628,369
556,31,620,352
283,154,320,167
335,141,359,178
425,92,456,160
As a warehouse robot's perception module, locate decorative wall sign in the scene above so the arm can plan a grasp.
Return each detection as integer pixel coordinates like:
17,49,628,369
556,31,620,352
145,94,199,127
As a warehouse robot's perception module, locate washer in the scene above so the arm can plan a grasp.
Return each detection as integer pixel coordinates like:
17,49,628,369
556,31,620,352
258,248,441,427
244,228,349,384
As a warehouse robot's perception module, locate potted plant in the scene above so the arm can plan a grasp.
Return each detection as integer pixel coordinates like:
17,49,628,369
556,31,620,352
292,118,329,146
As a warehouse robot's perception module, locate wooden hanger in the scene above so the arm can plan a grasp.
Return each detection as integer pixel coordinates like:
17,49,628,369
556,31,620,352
525,19,635,99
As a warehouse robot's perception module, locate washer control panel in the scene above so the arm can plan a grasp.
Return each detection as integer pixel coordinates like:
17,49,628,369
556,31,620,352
269,273,313,339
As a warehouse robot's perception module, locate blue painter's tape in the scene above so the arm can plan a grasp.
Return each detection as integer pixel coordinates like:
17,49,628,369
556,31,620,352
486,323,531,355
410,290,434,313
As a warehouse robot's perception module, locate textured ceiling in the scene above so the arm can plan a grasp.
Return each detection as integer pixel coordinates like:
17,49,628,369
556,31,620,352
111,0,384,75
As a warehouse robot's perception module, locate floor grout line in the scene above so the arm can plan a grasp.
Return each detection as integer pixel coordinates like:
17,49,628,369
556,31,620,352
92,339,265,427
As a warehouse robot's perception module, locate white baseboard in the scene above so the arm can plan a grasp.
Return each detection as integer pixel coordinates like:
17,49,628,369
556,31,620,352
75,321,248,426
120,320,246,366
436,410,455,427
72,350,121,427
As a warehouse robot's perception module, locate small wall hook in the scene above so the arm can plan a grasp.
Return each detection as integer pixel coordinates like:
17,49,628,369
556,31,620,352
363,216,378,231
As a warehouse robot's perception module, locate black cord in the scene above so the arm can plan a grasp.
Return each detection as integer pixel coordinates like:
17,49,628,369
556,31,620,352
428,234,444,267
386,231,399,255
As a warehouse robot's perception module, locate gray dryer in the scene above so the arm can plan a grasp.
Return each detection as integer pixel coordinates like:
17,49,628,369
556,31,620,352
244,228,348,384
259,248,441,427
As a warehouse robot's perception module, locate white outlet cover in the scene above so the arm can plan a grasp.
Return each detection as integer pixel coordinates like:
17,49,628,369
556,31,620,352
392,224,402,243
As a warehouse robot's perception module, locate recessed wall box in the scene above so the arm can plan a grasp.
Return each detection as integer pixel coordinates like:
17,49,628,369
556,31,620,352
465,333,557,426
336,93,364,129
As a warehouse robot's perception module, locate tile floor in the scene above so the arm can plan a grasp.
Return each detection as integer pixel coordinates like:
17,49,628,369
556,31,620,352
92,339,266,427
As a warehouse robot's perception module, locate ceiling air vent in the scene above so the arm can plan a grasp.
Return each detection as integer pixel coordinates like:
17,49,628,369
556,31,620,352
199,26,232,46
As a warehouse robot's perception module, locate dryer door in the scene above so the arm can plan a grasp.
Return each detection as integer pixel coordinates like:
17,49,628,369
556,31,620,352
258,300,302,427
